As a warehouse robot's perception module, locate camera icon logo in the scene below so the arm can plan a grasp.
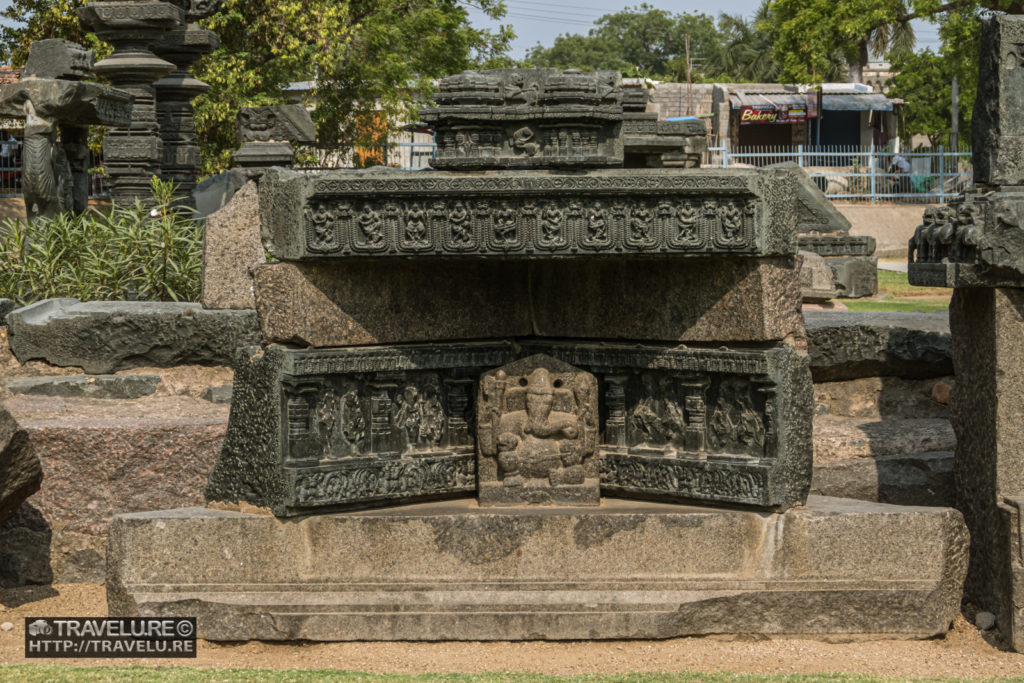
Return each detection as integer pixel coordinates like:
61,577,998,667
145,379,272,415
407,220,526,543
27,619,52,636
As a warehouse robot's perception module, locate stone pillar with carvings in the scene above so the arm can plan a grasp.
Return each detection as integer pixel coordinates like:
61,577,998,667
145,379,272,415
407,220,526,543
78,0,183,204
232,104,316,176
152,0,220,198
907,14,1024,652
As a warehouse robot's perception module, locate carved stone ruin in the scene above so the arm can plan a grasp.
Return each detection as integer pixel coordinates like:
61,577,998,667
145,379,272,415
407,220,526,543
907,13,1024,652
108,67,968,642
621,83,707,168
232,104,316,173
78,0,184,204
0,39,132,219
153,0,220,197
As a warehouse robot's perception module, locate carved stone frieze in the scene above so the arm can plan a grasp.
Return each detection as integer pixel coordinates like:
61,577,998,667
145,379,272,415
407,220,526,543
477,355,600,506
260,167,797,260
798,235,876,257
206,339,811,515
421,68,624,169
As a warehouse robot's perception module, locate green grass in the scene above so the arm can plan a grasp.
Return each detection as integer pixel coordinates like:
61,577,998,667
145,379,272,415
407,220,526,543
875,269,949,298
843,297,950,313
2,668,1021,683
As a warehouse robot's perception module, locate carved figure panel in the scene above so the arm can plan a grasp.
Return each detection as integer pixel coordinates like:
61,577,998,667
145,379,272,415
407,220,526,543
477,354,600,506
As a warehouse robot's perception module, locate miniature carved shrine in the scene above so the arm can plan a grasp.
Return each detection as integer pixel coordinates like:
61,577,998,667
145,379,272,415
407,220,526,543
0,39,132,219
107,68,968,643
908,14,1024,652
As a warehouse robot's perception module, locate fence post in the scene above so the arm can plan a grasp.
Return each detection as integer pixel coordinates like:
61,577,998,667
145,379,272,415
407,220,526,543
938,145,945,204
797,144,803,168
869,146,876,205
723,140,729,168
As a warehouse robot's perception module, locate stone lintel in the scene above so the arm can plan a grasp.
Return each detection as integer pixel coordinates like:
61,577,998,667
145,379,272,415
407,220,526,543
0,81,133,127
106,496,968,641
259,167,798,261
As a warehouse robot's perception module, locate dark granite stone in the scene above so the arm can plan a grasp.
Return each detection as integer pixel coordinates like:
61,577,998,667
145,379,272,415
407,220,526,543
421,68,625,170
205,340,812,516
258,166,799,261
771,162,852,235
22,39,93,80
200,384,232,404
972,14,1024,187
827,256,878,298
5,375,161,399
804,312,952,381
6,299,260,374
0,298,15,324
0,405,41,525
106,497,967,641
622,114,706,168
236,104,315,143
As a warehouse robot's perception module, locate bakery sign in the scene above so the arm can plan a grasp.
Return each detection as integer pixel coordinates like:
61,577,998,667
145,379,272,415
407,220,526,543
739,102,815,125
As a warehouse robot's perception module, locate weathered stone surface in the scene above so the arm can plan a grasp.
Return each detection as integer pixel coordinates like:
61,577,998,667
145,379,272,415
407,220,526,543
477,355,600,506
206,340,812,515
950,287,1024,651
827,256,878,298
622,114,706,168
257,257,803,348
106,496,968,641
530,257,804,344
22,39,93,80
421,68,625,170
192,168,247,217
236,104,315,143
0,502,107,586
259,167,799,261
0,405,41,525
799,250,838,302
201,180,264,310
771,162,852,235
804,311,952,381
253,261,531,347
0,80,133,127
5,375,160,399
200,385,232,404
0,299,15,323
7,299,260,374
812,416,955,464
972,14,1024,187
799,235,876,257
810,451,954,507
813,376,951,420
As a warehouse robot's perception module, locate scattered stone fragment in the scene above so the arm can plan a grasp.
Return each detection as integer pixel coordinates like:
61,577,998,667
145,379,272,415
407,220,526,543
932,379,954,405
0,404,42,525
799,250,839,302
6,298,260,374
200,384,233,404
5,375,160,399
976,611,997,631
0,298,14,324
804,311,952,381
0,622,12,631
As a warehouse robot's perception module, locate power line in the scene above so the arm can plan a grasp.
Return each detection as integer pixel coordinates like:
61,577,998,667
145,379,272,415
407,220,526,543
505,0,626,12
505,11,596,26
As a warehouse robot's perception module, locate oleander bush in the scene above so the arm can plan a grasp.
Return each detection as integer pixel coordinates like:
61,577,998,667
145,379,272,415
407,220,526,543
0,177,202,306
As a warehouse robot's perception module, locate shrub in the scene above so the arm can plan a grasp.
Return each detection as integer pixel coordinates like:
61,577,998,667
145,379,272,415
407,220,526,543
0,177,202,306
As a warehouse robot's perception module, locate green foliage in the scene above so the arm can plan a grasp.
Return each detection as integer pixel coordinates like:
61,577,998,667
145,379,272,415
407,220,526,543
524,2,782,83
0,177,202,305
194,0,513,174
0,0,513,176
887,44,976,146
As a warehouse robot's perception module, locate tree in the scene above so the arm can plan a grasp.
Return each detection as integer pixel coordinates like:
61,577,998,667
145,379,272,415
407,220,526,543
768,0,1023,84
525,4,722,81
0,0,514,175
705,1,782,83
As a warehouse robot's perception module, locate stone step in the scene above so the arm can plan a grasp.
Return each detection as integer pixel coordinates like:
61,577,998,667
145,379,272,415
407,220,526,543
6,374,160,399
811,451,954,507
813,416,955,464
106,496,968,641
813,376,952,419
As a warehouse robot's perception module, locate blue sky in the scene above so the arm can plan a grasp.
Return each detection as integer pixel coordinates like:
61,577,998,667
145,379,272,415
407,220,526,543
465,0,944,60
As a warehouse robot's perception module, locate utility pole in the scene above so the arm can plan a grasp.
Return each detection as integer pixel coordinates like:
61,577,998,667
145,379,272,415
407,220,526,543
685,34,693,116
952,74,960,150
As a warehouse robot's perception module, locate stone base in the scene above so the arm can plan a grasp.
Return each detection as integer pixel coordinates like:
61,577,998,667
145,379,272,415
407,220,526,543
478,478,600,507
107,496,968,641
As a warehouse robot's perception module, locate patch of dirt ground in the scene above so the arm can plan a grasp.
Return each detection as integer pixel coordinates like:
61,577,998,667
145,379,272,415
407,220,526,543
1,584,1024,677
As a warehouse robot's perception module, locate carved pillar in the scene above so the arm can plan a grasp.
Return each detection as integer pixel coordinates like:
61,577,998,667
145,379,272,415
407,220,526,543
79,1,183,204
152,0,219,198
603,374,628,450
232,104,316,177
368,380,396,454
443,378,473,447
678,375,710,454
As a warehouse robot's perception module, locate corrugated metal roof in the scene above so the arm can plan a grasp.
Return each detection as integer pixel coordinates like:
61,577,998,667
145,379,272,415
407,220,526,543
730,92,806,108
821,93,892,111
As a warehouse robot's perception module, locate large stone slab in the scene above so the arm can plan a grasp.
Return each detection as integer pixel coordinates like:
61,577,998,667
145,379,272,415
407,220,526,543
201,180,265,310
0,405,41,525
810,451,954,507
259,167,798,261
0,80,132,127
106,496,968,641
804,312,952,381
972,15,1024,187
6,375,160,399
206,340,812,516
254,261,532,347
7,299,260,374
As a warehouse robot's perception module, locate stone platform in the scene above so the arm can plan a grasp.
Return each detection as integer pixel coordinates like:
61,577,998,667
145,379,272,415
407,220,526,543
107,496,968,641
